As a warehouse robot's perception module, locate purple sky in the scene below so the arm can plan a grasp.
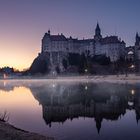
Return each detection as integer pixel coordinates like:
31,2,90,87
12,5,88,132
0,0,140,70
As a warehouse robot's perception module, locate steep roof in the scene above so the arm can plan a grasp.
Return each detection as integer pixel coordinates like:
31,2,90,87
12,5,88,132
78,39,94,45
101,36,124,45
68,37,94,44
50,34,67,41
96,23,100,31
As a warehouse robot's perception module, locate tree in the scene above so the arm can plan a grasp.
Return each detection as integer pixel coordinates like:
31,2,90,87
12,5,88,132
62,59,68,69
78,53,87,73
68,53,80,66
92,55,110,65
55,66,60,74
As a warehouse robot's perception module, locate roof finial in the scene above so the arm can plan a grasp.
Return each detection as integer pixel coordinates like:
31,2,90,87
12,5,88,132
48,29,50,35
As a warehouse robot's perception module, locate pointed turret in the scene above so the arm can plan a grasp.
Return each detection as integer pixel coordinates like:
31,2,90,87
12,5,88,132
48,29,51,35
136,32,139,38
135,32,139,45
94,23,102,41
96,23,100,33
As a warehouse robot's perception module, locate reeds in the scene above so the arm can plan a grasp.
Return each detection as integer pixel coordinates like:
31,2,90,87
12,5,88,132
0,111,9,122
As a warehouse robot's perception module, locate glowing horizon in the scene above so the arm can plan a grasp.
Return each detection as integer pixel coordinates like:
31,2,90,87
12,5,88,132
0,40,40,71
0,0,140,70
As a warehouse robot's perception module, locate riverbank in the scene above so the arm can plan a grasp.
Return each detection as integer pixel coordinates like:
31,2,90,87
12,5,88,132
0,74,140,83
53,74,140,84
0,121,54,140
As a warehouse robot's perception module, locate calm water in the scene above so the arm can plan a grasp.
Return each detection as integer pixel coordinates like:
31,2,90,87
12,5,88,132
0,80,140,140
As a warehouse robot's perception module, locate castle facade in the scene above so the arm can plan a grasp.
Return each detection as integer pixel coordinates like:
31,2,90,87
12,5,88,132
40,23,126,72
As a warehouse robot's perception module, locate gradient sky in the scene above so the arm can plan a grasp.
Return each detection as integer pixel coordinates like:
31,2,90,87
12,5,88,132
0,0,140,70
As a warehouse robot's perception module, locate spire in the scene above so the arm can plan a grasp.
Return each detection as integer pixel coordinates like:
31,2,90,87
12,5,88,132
94,22,102,41
96,22,100,31
135,32,140,46
136,32,139,37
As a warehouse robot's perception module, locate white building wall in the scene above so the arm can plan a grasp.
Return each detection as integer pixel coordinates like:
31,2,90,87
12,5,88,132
95,43,125,62
95,42,103,55
41,33,126,67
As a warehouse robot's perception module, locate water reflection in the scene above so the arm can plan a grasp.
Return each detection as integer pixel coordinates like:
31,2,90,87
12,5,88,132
29,82,140,133
0,81,140,139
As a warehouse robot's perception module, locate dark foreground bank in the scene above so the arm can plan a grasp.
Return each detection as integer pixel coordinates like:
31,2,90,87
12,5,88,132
0,121,54,140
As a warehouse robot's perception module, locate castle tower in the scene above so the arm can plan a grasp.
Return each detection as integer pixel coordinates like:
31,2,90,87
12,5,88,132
135,32,140,46
41,30,51,53
134,32,140,72
134,32,140,55
94,23,102,41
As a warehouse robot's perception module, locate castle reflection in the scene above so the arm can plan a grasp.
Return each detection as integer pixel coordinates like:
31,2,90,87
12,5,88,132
29,82,140,133
0,81,140,134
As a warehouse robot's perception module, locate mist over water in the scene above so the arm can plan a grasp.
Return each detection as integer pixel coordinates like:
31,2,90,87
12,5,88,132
0,80,140,140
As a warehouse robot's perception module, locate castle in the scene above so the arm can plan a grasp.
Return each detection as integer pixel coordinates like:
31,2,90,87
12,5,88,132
40,23,126,72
